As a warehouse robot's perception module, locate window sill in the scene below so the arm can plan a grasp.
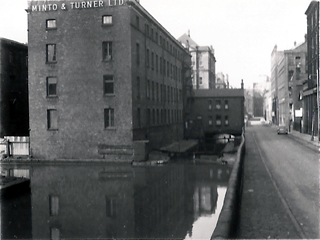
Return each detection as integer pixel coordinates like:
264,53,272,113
46,61,57,64
104,94,115,97
46,28,57,31
104,127,116,131
102,59,113,62
101,24,113,27
47,129,58,131
47,96,58,99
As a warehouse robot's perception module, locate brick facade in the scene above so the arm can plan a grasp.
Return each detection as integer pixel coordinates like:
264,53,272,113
0,38,29,137
186,89,244,139
27,0,190,160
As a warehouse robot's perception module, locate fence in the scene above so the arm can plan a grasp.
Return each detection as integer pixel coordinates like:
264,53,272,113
3,136,30,157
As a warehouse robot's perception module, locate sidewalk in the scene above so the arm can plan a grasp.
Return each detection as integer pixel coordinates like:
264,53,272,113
237,129,302,239
289,129,319,150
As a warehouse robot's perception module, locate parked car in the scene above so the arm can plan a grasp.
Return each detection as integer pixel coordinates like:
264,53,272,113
277,125,288,134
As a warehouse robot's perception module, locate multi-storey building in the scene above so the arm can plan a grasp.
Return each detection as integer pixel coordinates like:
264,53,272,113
0,38,29,138
27,0,191,160
304,1,319,137
215,72,229,89
185,87,244,141
270,41,307,127
178,33,216,89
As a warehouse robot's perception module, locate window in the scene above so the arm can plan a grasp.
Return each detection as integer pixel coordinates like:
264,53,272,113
151,52,154,70
156,55,158,72
137,77,140,99
46,19,56,29
47,109,58,130
47,77,57,97
200,77,203,84
225,116,229,126
161,109,163,124
49,195,59,216
136,16,139,28
209,116,213,125
103,75,114,94
102,15,112,25
104,108,114,128
136,43,140,65
216,115,221,126
146,49,149,67
102,42,112,61
51,228,60,240
137,108,141,128
167,61,169,77
147,80,150,99
216,100,221,109
145,24,149,36
157,109,159,125
46,44,56,63
151,81,154,100
164,110,167,124
225,100,229,110
106,197,116,218
152,109,155,125
156,83,159,101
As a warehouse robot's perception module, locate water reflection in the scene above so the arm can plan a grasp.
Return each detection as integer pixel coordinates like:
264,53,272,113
1,161,231,239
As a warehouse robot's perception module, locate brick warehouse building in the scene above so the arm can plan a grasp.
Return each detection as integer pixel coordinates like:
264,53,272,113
27,0,191,160
0,38,29,137
185,87,245,140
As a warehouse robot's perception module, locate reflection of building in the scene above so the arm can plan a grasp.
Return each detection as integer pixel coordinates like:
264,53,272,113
0,38,29,137
134,166,190,238
215,72,229,89
30,165,135,239
304,1,319,136
186,87,245,140
3,162,231,239
27,0,191,160
178,33,216,89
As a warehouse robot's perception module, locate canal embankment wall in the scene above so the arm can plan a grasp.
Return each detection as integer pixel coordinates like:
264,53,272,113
211,130,245,239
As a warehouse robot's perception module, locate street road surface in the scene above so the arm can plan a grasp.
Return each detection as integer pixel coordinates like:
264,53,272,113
238,125,319,239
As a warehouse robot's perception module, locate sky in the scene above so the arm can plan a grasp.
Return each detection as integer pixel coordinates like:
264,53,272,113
0,0,311,88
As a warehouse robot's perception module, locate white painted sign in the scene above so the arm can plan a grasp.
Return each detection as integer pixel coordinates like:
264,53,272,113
30,0,125,12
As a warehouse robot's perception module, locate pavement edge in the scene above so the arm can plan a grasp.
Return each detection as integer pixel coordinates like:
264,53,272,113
211,130,246,239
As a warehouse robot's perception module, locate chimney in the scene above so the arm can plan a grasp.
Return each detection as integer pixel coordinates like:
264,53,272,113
294,41,296,46
241,79,244,89
188,30,190,37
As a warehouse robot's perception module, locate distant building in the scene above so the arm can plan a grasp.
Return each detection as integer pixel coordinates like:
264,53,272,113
304,1,319,136
252,76,269,118
0,38,29,137
215,72,229,89
186,87,245,140
270,40,307,127
27,0,191,160
178,33,216,89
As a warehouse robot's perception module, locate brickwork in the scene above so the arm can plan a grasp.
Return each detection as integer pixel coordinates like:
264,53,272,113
0,39,29,137
27,0,189,160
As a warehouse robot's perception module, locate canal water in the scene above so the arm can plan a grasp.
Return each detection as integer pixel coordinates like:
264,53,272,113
1,159,231,239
